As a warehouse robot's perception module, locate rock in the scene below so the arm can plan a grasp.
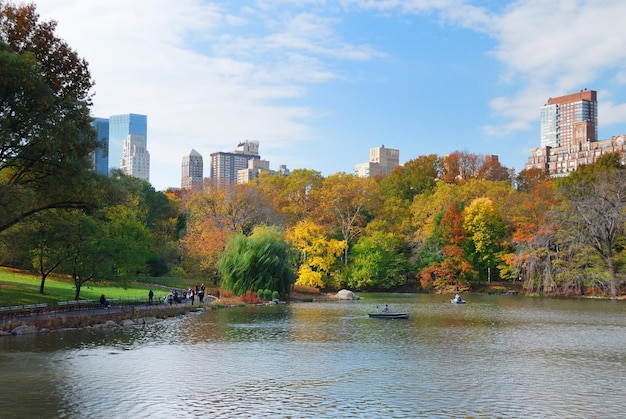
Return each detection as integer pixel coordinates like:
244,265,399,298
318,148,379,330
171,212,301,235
120,319,135,327
12,325,38,335
105,320,119,328
336,289,360,300
0,330,13,337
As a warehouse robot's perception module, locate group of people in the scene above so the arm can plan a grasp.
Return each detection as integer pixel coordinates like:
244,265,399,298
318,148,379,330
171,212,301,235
187,283,206,305
158,283,208,306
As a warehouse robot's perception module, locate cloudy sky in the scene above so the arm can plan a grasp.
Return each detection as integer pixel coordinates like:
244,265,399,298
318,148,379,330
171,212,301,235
34,0,626,191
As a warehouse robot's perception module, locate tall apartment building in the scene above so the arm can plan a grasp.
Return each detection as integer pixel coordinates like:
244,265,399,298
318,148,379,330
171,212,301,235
181,149,203,190
119,134,150,181
210,141,260,187
355,145,400,178
526,89,626,176
91,117,109,175
109,114,148,171
540,89,597,148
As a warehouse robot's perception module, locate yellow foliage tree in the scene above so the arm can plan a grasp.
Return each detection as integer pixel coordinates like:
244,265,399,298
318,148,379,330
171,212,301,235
286,219,346,288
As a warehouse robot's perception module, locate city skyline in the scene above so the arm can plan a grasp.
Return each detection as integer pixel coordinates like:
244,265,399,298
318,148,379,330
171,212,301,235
35,1,626,191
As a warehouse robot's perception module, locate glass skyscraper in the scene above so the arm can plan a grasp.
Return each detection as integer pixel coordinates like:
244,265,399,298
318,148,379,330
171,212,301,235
540,90,597,148
109,114,148,170
91,117,109,175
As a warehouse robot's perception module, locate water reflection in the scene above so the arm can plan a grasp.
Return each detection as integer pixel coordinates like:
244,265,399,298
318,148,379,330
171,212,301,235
1,294,625,418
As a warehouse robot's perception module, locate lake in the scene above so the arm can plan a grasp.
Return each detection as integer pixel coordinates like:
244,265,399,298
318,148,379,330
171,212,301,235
1,293,625,418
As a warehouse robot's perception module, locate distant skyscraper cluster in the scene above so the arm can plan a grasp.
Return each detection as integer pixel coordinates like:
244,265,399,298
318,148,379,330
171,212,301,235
91,113,150,182
526,89,626,176
179,140,290,190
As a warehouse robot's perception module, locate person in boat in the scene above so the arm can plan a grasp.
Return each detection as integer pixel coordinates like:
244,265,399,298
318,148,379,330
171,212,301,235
454,294,462,303
381,304,390,313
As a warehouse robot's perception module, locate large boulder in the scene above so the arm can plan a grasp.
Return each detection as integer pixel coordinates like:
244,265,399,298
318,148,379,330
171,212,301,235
336,289,360,300
12,325,38,335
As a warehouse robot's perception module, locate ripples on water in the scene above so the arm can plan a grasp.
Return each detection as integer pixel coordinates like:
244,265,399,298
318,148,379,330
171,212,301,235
1,295,625,418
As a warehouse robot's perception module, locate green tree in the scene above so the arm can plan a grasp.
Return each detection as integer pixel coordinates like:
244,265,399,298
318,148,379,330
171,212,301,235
350,231,409,290
379,155,440,203
218,226,295,299
27,210,74,294
0,4,102,233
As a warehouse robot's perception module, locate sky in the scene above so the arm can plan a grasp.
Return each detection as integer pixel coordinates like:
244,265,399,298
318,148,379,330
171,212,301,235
32,0,626,191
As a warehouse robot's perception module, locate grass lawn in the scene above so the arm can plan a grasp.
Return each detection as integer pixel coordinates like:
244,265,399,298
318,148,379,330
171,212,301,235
0,267,200,307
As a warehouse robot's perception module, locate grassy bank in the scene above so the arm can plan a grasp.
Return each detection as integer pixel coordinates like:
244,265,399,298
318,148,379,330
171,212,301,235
0,267,200,307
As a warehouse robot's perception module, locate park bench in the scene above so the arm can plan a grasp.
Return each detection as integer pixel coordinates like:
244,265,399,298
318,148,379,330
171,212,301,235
0,305,24,316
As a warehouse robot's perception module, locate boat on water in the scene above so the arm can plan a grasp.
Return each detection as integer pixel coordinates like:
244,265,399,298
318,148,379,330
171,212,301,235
368,312,409,319
451,294,466,304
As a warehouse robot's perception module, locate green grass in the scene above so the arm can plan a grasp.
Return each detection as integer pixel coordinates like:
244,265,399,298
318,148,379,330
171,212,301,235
0,267,199,307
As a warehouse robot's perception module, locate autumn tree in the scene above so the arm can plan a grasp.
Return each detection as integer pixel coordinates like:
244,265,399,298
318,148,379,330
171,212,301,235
379,155,440,203
254,169,324,225
440,151,511,184
181,189,232,280
286,219,346,288
463,197,508,282
418,202,475,291
312,173,380,265
554,154,626,298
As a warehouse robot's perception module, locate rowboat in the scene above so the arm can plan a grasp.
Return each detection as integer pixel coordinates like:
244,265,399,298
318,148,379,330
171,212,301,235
368,312,409,319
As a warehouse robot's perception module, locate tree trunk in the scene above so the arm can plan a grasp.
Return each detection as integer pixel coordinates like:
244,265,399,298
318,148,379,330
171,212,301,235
606,249,617,299
39,275,47,294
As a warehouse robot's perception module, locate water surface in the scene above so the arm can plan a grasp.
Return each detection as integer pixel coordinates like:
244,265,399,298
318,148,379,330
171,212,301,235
1,294,624,418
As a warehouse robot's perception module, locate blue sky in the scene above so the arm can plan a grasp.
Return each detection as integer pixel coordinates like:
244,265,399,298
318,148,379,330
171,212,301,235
34,0,626,191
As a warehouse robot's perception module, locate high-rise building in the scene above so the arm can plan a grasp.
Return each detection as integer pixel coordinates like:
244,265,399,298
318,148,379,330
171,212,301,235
526,89,626,177
91,117,109,175
355,145,400,177
109,114,148,171
119,134,150,181
540,90,597,148
182,149,203,190
210,141,260,187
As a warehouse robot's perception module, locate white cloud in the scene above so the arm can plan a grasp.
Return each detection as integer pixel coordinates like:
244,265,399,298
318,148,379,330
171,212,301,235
483,0,626,136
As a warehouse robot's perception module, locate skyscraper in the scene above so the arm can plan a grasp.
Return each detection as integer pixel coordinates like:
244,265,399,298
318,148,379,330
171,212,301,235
109,114,148,171
210,141,260,187
119,134,150,181
182,149,203,190
540,90,597,148
91,117,109,175
526,89,626,177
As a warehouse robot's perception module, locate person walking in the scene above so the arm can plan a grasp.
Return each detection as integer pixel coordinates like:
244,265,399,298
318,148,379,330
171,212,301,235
148,289,154,304
188,287,195,305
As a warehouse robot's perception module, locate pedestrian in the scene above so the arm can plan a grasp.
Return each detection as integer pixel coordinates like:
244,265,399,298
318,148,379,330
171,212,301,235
99,294,110,308
148,289,154,304
189,287,195,305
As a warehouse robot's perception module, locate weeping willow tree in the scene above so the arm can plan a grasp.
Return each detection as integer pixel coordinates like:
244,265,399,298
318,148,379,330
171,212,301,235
218,226,295,299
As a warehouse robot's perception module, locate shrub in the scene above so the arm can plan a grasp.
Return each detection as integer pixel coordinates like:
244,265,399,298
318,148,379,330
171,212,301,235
272,290,280,301
263,289,272,300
